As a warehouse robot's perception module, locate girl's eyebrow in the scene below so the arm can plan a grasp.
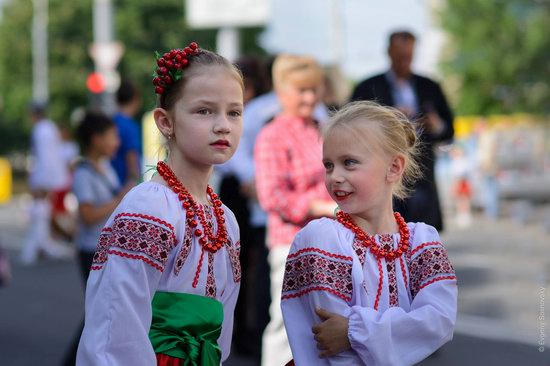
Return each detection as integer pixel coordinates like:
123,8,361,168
228,102,244,108
188,99,243,108
189,99,216,106
335,153,361,160
322,153,360,163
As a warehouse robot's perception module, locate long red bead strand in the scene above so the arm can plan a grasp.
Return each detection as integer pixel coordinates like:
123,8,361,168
157,161,228,254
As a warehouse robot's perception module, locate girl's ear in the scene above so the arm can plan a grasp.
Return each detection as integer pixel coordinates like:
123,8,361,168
153,108,173,139
386,154,405,183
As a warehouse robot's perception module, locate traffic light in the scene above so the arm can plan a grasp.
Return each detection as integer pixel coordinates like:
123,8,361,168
86,72,105,94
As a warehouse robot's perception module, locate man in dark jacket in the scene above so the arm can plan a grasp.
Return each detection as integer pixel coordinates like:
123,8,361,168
351,31,454,230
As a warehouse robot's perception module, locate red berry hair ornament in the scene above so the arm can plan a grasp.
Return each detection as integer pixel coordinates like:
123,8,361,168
152,42,200,95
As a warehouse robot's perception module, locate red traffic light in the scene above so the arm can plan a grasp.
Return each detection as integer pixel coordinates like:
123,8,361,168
86,72,105,94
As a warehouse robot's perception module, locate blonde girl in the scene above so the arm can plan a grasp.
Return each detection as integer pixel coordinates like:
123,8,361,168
281,101,457,365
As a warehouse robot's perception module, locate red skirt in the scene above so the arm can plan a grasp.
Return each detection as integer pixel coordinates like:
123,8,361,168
50,188,69,214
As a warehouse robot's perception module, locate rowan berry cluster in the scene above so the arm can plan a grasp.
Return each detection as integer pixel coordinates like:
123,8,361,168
152,42,199,95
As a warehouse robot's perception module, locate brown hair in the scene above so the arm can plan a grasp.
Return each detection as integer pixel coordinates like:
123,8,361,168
272,54,323,90
322,101,422,200
156,49,244,111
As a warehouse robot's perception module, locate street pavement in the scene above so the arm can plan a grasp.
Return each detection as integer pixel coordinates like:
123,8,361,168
1,196,549,365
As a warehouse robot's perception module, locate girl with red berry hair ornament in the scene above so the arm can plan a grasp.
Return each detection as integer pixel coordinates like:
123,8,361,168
281,101,457,366
77,42,245,366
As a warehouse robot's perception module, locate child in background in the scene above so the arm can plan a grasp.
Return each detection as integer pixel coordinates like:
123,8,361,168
73,111,133,280
77,42,244,365
281,101,457,365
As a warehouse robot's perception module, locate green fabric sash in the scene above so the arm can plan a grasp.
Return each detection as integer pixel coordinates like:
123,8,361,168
149,291,224,365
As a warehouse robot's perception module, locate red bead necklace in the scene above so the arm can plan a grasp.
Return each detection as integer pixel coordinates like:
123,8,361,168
157,161,227,253
336,211,410,260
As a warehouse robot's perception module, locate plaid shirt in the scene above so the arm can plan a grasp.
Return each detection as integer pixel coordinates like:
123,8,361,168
254,115,331,248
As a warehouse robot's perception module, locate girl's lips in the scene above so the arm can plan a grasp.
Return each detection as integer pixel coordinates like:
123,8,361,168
333,190,352,201
210,140,230,148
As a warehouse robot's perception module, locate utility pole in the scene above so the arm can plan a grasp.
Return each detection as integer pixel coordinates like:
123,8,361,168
90,0,123,115
216,27,240,63
32,0,49,105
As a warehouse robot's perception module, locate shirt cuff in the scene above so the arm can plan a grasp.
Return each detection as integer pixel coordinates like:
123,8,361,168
348,308,365,348
347,306,377,353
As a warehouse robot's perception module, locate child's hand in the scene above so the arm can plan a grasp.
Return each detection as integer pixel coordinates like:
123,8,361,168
312,307,351,358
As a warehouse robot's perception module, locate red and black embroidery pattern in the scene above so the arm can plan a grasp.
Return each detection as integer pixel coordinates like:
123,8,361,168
106,249,164,271
399,256,409,290
92,213,176,272
352,236,368,266
227,239,241,283
410,243,456,299
205,252,216,298
174,223,193,275
380,234,399,307
405,224,416,265
93,228,113,267
282,248,354,302
203,205,215,232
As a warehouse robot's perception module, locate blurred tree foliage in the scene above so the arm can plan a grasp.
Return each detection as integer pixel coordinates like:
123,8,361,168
0,0,265,154
0,0,33,154
440,0,550,115
0,0,93,155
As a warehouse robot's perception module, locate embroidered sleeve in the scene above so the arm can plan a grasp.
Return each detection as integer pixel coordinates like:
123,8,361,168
92,212,177,272
409,241,456,299
347,239,457,365
77,185,183,365
282,247,354,302
281,227,361,365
